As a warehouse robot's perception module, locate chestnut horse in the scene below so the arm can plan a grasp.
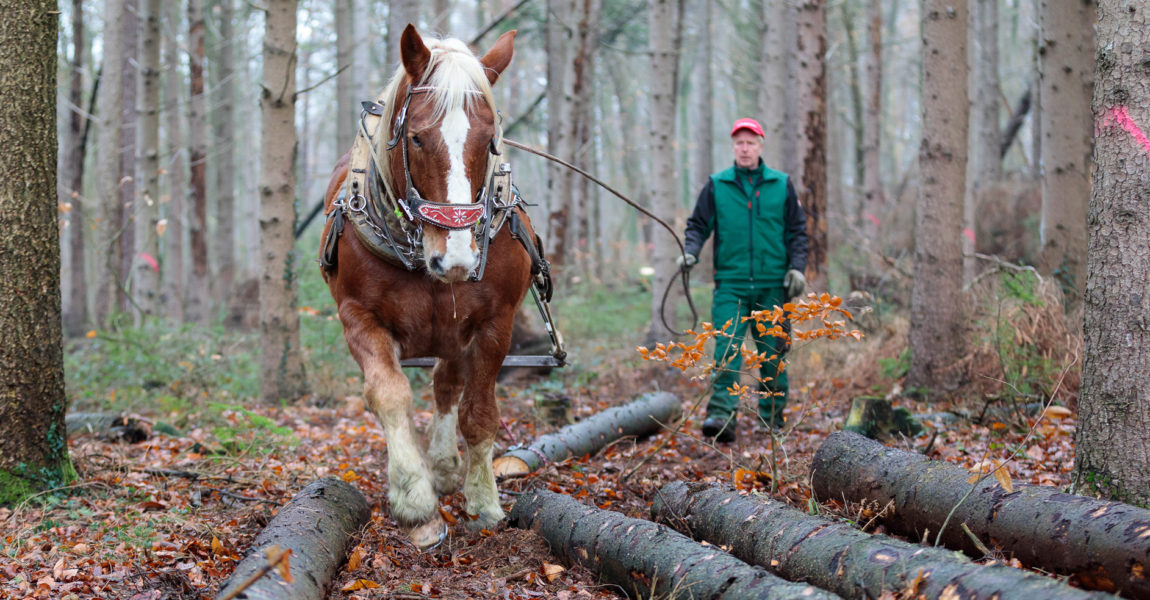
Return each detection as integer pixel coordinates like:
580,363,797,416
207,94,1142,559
320,26,533,547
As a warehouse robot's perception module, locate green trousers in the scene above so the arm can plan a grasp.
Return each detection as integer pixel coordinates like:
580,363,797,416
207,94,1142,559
707,282,790,427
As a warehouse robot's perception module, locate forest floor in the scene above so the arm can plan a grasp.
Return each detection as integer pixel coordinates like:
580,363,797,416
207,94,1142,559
0,346,1083,600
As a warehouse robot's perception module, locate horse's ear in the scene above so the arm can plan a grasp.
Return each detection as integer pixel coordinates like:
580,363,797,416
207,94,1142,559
478,30,516,85
400,24,431,79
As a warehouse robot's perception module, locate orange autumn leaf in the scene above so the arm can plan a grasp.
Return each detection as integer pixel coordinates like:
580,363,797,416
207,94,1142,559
341,579,380,591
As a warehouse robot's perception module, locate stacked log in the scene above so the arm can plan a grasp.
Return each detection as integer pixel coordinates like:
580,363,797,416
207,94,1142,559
812,431,1150,596
510,488,839,599
652,481,1115,600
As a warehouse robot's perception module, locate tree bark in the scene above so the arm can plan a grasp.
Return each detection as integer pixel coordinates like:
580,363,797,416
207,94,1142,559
118,0,140,315
492,392,682,477
215,478,371,600
1037,0,1094,301
510,489,839,600
186,0,210,324
258,0,308,404
965,0,1001,282
791,1,827,292
0,0,75,505
94,0,124,326
758,0,787,172
335,0,357,155
386,0,419,70
644,0,684,344
653,482,1114,600
545,0,576,264
813,431,1150,597
907,1,968,394
861,0,884,238
134,0,163,319
1074,0,1150,509
212,0,237,301
163,0,187,322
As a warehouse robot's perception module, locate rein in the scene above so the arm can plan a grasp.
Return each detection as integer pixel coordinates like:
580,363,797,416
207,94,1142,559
502,138,699,336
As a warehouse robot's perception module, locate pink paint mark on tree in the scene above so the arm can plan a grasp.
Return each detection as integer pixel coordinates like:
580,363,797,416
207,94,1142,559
864,213,881,228
963,228,976,244
1100,106,1150,156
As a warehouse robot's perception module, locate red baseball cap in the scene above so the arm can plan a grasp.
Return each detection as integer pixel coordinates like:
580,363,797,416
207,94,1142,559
730,118,765,137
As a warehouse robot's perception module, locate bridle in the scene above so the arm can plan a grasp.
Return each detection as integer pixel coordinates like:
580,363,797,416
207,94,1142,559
353,80,519,281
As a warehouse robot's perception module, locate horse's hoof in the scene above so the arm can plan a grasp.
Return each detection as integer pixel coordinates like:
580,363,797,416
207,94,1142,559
409,516,448,550
463,508,505,532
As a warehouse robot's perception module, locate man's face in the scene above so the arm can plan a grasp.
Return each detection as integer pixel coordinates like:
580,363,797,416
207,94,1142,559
731,130,764,169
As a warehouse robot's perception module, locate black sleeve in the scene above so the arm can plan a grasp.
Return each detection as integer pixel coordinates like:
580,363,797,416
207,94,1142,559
683,179,716,258
783,179,808,272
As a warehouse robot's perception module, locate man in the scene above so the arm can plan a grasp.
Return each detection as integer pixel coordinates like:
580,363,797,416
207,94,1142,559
679,118,808,443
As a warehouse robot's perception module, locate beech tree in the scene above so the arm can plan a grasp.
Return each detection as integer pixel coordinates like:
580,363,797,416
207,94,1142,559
1074,0,1150,506
0,0,75,505
907,0,968,394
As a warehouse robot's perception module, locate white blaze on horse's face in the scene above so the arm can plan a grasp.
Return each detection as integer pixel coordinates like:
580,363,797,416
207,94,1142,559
433,105,479,279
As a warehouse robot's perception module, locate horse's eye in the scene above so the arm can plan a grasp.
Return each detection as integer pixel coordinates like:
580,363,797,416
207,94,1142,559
411,134,422,148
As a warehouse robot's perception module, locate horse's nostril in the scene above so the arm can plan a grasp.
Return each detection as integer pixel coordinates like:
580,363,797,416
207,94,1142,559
429,256,444,273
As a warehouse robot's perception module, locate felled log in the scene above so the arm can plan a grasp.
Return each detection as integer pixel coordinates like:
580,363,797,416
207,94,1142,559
215,477,371,600
65,412,151,443
652,481,1114,600
493,392,682,477
812,431,1150,597
510,488,839,600
842,396,923,439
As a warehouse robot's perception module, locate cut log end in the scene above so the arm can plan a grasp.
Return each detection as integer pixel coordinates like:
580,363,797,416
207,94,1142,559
493,455,530,478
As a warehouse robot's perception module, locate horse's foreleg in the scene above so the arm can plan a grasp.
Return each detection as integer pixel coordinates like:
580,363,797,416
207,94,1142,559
428,362,463,494
344,313,444,548
458,361,504,530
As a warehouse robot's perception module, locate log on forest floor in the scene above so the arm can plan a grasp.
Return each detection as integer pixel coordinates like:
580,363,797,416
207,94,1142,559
652,481,1115,600
493,391,682,477
214,477,371,600
65,412,154,443
509,488,840,600
812,431,1150,597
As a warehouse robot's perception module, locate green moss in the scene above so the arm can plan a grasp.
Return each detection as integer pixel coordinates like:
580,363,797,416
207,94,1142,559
0,456,75,507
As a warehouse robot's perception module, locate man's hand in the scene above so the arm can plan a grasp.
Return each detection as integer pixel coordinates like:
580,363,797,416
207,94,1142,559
784,269,806,298
676,253,698,270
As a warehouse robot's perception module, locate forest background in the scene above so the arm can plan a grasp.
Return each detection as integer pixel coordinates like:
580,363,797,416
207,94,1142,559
2,0,1148,598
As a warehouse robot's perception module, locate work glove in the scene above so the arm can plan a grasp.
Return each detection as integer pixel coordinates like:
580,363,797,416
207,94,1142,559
676,253,698,270
784,269,806,299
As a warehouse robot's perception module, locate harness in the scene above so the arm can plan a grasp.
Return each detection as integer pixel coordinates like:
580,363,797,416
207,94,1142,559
321,85,566,366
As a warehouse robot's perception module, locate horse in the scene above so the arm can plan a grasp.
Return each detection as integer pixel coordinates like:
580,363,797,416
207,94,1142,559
320,26,537,548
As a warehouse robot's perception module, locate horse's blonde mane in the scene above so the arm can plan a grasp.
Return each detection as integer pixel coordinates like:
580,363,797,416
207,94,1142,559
374,35,501,205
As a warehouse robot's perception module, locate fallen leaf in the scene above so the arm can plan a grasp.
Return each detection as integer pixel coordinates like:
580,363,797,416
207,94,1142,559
542,562,565,582
1043,406,1073,420
341,579,380,591
993,464,1013,494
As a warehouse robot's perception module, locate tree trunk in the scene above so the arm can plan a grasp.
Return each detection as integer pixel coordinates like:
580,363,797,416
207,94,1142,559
134,0,163,319
63,0,90,337
335,0,357,155
510,489,839,600
215,478,371,600
907,1,968,394
569,0,601,278
840,1,865,201
0,0,75,505
644,0,684,345
758,0,787,172
163,0,187,322
965,0,1001,282
492,392,682,477
793,0,828,291
94,0,124,326
653,482,1113,600
118,0,139,315
386,0,419,70
259,0,308,404
861,0,884,238
212,0,237,301
545,0,576,264
1074,0,1150,508
692,0,714,197
1037,0,1094,301
186,0,210,324
813,431,1150,597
